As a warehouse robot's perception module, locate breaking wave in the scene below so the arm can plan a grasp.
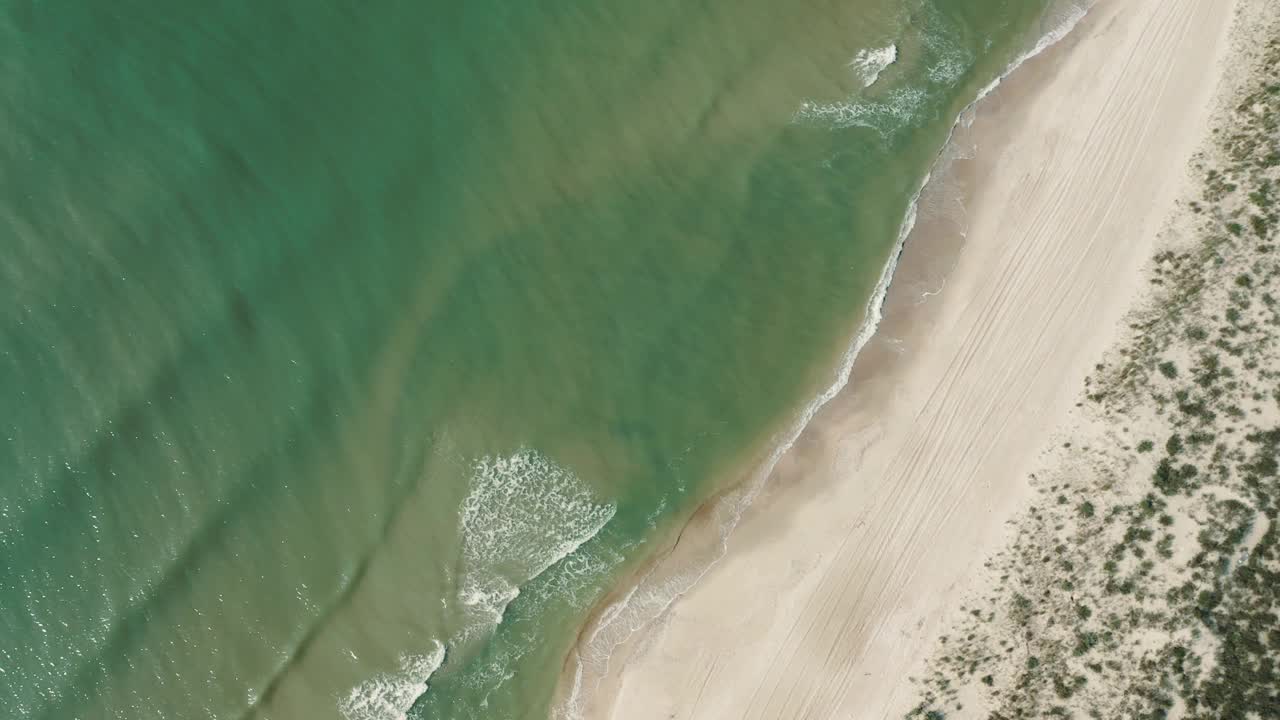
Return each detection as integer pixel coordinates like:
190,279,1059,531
849,44,898,87
339,643,446,720
794,86,929,132
339,449,615,718
457,449,617,635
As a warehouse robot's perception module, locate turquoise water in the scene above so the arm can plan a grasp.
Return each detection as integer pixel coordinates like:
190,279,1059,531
0,1,1065,718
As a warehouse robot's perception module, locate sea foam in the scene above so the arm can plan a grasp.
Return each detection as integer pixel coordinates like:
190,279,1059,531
339,642,446,720
849,44,898,88
794,86,928,133
458,449,616,637
341,449,615,718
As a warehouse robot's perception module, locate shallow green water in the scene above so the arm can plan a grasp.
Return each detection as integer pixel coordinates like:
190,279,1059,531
0,1,1067,718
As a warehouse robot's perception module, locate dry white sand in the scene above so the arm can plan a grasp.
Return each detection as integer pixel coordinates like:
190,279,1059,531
558,0,1240,717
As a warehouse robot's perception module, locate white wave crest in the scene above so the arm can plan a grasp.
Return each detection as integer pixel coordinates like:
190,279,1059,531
339,642,446,720
338,449,614,718
849,44,898,88
794,86,928,132
458,449,616,636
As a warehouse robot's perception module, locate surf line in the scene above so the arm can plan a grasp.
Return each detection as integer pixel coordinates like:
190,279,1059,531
554,5,1094,718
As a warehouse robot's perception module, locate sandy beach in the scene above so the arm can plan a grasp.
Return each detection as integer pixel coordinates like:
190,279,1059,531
557,0,1241,717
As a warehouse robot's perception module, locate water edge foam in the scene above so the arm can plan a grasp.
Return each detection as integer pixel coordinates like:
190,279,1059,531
553,4,1096,717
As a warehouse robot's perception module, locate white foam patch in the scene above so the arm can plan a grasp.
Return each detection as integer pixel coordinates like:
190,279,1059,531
339,642,445,720
849,44,898,88
927,52,968,85
922,14,973,87
338,450,615,719
794,86,928,132
457,449,616,636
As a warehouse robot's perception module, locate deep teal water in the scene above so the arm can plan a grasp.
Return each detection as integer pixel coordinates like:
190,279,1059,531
0,1,1064,718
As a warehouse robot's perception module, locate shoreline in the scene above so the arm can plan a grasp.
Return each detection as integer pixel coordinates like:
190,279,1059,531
909,0,1280,712
551,2,1097,717
552,0,1241,717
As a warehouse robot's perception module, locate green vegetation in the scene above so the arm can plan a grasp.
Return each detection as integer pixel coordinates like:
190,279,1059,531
908,26,1280,720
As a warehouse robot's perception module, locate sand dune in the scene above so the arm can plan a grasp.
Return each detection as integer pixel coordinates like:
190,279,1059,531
563,0,1239,717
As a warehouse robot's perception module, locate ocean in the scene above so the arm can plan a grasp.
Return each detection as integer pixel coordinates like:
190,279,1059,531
0,1,1076,718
